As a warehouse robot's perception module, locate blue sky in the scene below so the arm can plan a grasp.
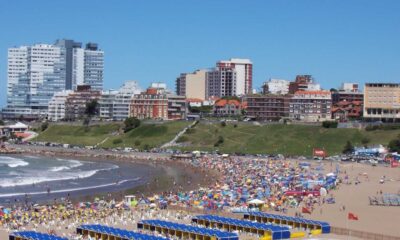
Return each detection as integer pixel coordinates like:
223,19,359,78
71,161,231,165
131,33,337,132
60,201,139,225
0,0,399,106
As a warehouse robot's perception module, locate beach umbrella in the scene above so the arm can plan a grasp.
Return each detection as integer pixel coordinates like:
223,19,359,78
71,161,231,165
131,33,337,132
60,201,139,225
130,199,138,207
248,199,264,205
320,187,328,197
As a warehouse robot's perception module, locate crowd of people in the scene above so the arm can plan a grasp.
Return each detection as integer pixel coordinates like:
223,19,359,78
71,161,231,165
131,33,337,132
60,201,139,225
154,156,339,213
0,155,342,239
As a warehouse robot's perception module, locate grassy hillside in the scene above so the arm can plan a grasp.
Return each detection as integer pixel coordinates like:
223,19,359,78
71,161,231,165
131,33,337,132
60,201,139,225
34,121,190,149
33,121,400,155
177,122,400,156
101,121,190,149
34,123,121,146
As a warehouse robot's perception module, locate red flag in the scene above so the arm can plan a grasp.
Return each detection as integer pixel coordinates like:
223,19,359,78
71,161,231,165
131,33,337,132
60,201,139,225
348,212,358,220
302,207,311,214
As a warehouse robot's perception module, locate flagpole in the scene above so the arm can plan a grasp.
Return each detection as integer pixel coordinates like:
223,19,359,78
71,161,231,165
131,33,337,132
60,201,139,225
346,216,350,240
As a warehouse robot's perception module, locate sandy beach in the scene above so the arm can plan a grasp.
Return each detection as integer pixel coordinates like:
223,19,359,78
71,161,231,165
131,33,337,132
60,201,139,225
297,161,400,237
1,148,399,240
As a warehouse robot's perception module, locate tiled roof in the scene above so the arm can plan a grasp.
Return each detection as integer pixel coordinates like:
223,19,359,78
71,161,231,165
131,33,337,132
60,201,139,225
215,99,241,107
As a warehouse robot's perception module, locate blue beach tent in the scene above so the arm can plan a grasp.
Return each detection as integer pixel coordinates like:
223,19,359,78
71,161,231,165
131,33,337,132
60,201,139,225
138,219,239,240
9,231,68,240
244,212,330,234
193,215,291,239
77,224,169,240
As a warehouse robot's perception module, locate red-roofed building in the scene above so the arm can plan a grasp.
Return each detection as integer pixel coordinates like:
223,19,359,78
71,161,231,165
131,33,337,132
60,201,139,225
332,100,363,122
213,99,243,116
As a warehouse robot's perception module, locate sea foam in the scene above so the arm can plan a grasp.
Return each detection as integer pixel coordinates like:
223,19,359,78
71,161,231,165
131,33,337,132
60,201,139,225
0,156,29,168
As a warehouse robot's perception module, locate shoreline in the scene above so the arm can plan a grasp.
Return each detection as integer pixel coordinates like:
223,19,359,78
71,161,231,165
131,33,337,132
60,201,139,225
1,145,219,204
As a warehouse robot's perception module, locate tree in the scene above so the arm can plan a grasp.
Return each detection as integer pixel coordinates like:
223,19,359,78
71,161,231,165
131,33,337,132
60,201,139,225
41,122,49,131
124,117,141,132
330,88,338,92
214,136,224,147
322,121,338,128
83,117,91,127
361,137,370,147
143,144,151,151
85,99,99,117
342,141,354,154
388,135,400,152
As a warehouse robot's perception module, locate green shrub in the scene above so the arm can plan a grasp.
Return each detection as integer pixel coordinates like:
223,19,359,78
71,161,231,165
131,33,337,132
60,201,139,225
41,122,49,131
220,121,226,127
186,128,196,134
134,140,141,146
214,136,224,147
143,144,151,150
124,117,141,132
342,141,354,154
361,137,370,146
177,136,188,143
322,121,338,128
112,138,123,144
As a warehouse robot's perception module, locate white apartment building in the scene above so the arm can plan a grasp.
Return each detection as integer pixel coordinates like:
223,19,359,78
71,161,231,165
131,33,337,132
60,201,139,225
265,79,290,94
99,81,142,121
7,46,29,95
99,90,118,120
48,90,73,121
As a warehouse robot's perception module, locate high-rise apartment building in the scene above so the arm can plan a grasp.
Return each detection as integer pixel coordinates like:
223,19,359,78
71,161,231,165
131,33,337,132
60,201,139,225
3,44,67,119
176,69,207,100
363,83,400,121
72,43,104,90
3,39,104,119
206,58,252,98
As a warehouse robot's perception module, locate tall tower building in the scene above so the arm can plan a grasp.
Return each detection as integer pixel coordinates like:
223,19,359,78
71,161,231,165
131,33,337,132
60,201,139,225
72,43,104,90
3,39,104,119
54,39,82,90
206,58,252,98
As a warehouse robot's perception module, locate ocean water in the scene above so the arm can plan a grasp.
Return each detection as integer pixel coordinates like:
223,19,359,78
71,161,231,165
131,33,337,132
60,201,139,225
0,155,156,203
